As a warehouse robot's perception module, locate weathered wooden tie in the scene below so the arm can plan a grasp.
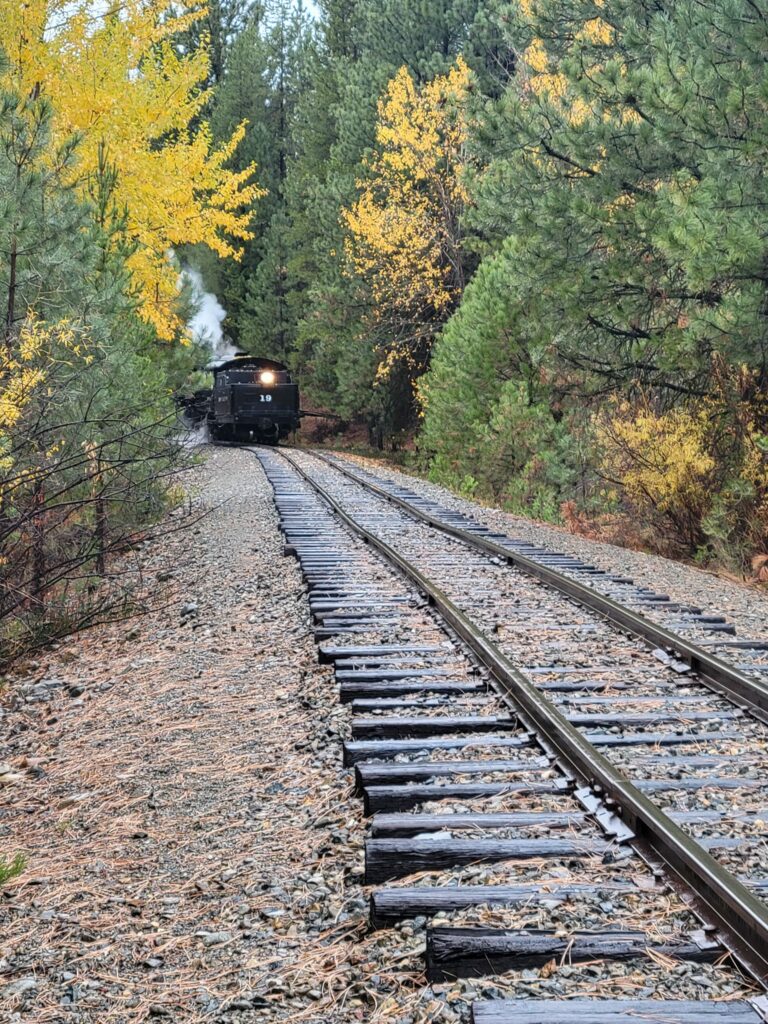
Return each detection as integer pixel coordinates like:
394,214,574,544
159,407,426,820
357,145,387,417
369,811,586,837
351,715,518,739
355,757,551,790
351,696,494,712
335,667,465,680
635,776,762,792
342,734,534,766
470,999,763,1023
340,679,485,701
319,644,445,663
426,927,721,980
365,836,611,884
566,711,740,727
363,779,566,814
369,882,645,928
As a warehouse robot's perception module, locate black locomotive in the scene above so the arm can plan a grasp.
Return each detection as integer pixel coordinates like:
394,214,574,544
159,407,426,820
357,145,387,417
177,355,301,444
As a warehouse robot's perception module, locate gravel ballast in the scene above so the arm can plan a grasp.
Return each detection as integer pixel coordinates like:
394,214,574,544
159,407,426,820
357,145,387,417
0,447,436,1022
330,452,768,642
0,445,762,1022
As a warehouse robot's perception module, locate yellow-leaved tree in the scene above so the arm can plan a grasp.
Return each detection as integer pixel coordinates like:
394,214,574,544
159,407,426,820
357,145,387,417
1,0,264,339
342,58,471,380
597,373,768,558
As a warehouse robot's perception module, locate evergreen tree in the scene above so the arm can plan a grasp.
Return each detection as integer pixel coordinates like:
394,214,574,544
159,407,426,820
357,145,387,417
0,93,84,348
464,0,768,397
421,0,768,564
210,2,313,357
177,0,259,86
292,0,507,439
0,74,200,656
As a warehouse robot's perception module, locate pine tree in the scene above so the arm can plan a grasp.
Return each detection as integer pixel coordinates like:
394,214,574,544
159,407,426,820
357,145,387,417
292,0,505,438
211,2,313,355
463,0,768,395
0,73,202,652
0,93,84,350
420,0,768,563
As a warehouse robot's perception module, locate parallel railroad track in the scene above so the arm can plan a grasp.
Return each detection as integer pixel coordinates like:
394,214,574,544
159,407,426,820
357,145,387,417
253,444,768,1022
314,452,768,711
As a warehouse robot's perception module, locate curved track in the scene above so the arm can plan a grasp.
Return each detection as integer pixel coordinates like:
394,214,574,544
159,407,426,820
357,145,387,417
314,452,768,717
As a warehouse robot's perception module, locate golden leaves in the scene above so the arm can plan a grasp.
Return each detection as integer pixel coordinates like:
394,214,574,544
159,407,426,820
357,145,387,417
1,0,264,340
0,318,82,432
521,12,613,125
524,38,549,75
599,401,716,516
582,17,614,45
597,375,768,531
341,58,470,372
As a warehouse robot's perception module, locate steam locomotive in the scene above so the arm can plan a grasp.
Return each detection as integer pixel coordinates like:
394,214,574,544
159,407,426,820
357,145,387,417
177,355,301,444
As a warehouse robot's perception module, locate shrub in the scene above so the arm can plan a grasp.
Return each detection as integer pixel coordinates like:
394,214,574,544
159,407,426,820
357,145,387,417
596,369,768,571
0,853,25,887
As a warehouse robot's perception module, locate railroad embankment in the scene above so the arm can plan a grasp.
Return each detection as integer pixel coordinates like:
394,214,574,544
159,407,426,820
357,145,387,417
2,446,768,1022
0,448,425,1022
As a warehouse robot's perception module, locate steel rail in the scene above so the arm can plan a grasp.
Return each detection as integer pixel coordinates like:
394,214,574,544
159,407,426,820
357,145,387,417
311,451,768,726
264,445,768,984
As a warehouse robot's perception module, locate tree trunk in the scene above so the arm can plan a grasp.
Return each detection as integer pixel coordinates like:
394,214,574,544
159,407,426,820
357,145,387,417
31,483,46,609
5,235,17,353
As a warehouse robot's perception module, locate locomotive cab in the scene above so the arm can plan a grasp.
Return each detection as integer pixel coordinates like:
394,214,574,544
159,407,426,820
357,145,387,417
207,356,300,443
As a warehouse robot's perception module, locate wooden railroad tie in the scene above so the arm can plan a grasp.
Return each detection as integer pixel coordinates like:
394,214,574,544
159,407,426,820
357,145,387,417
426,927,723,981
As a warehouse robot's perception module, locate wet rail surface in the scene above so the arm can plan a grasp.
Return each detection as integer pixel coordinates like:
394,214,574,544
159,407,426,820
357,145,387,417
253,445,768,1022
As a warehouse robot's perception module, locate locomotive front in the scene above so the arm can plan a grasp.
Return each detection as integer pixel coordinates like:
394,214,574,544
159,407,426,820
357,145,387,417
207,356,300,443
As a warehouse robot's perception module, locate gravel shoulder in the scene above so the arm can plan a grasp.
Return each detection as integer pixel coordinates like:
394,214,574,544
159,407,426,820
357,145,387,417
330,452,768,642
1,445,764,1024
0,447,431,1023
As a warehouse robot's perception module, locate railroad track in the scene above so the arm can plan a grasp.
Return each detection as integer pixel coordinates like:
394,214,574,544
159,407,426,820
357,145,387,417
316,452,768,704
253,444,768,1022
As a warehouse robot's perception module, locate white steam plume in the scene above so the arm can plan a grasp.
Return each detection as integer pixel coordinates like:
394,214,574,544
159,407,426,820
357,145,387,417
182,267,239,360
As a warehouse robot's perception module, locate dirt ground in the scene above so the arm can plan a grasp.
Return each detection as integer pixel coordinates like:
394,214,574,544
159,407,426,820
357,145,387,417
0,447,441,1023
1,445,763,1023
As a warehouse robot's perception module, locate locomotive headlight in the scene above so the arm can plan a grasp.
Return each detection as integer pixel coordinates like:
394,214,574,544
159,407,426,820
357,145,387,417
259,370,276,385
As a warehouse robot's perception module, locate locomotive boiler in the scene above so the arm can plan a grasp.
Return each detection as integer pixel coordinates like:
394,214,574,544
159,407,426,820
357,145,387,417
176,355,301,444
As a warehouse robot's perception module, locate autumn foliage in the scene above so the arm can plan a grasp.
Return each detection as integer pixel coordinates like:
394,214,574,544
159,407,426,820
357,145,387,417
1,0,263,339
0,1,263,660
598,367,768,562
414,0,768,574
342,58,471,383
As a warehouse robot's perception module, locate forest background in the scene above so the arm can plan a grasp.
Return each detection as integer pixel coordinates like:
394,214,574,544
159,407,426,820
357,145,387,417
2,0,767,662
199,0,768,577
